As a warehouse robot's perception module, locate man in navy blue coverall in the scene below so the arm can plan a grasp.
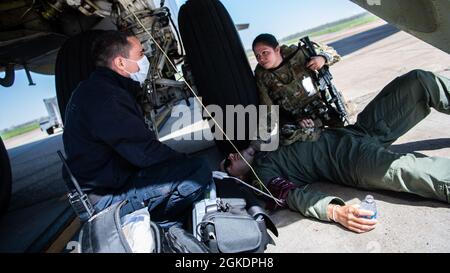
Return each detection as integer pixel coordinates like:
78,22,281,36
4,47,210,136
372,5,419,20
63,31,211,229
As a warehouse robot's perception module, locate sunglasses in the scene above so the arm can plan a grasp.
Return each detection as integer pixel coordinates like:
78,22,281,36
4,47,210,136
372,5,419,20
223,157,232,174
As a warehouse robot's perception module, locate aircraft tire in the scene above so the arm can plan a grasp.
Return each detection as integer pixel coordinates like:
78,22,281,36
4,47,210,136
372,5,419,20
0,137,12,215
55,30,103,123
178,0,259,155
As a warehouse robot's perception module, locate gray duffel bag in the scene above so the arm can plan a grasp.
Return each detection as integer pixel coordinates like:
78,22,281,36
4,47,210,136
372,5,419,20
195,198,278,253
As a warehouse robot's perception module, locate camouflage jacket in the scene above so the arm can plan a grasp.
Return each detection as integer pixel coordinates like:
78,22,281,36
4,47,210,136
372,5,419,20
254,42,341,146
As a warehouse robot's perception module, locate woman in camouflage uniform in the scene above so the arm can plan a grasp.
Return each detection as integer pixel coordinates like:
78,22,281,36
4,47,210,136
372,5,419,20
253,33,345,145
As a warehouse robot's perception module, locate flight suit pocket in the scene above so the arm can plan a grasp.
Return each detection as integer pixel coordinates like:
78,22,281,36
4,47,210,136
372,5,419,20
372,120,391,137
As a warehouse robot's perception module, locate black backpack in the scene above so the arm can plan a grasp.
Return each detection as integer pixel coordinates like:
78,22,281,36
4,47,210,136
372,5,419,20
79,200,211,253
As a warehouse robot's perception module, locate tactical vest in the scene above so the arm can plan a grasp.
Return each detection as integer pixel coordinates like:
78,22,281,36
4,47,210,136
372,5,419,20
255,45,324,120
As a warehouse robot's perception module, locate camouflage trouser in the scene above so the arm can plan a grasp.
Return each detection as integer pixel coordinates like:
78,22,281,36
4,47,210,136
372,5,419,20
351,70,450,203
280,125,322,146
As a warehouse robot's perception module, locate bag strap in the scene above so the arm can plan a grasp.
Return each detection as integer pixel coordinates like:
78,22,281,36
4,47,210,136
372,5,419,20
248,205,279,237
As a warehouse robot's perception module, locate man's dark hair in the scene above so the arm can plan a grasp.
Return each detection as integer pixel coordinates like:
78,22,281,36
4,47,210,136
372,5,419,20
92,30,134,68
252,33,279,50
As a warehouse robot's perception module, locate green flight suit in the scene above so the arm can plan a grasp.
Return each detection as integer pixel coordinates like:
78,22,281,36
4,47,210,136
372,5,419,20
252,70,450,222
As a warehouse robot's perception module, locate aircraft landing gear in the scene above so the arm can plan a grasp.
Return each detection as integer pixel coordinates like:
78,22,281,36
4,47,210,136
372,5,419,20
0,137,12,216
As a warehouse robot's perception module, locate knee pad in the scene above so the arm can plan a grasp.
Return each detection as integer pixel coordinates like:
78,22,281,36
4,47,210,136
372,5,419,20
176,180,206,199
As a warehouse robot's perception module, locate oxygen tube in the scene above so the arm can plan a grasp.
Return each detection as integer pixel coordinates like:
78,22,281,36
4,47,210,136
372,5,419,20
212,171,283,204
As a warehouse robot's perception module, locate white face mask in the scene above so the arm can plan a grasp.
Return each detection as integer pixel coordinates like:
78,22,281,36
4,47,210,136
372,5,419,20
124,56,150,85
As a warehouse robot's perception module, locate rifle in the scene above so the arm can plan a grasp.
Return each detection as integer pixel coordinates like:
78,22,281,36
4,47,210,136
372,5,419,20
299,36,349,125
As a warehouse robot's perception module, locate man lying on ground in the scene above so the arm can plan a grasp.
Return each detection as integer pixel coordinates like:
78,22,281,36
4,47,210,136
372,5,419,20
221,70,450,233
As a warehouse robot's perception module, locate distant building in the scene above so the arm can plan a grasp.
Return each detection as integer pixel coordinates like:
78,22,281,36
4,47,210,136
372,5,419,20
39,97,63,135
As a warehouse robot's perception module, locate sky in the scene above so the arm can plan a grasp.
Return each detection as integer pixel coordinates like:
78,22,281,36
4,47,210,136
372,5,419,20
0,71,57,130
0,0,366,131
220,0,365,49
